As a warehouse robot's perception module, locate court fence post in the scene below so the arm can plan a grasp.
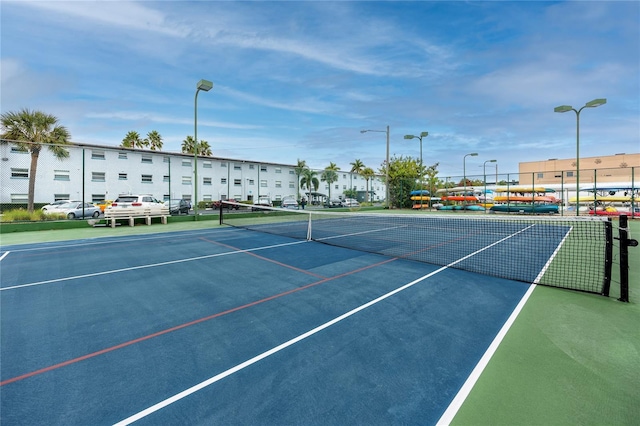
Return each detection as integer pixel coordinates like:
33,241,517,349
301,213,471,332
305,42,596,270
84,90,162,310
617,215,638,303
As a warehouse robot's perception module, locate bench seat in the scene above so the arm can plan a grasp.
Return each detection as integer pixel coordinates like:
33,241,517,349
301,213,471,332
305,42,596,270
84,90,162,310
102,207,170,228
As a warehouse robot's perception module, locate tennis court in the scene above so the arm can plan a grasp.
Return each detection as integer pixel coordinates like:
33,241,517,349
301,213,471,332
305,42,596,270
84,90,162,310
0,211,637,425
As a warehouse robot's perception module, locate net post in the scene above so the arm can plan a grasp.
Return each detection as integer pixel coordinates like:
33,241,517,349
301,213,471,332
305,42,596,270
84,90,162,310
618,215,630,303
307,213,312,241
219,200,223,226
601,218,613,297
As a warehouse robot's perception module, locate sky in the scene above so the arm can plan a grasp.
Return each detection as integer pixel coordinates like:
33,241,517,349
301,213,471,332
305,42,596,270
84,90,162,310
1,1,639,178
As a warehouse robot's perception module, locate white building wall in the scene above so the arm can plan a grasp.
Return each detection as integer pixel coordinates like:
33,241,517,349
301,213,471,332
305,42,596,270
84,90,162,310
1,141,386,205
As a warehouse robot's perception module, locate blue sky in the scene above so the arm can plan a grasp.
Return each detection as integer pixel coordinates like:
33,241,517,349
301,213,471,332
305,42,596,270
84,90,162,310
1,1,638,178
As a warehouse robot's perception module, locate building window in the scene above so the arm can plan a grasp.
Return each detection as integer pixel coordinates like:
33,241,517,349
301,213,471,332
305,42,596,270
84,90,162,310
248,179,254,185
182,160,192,167
54,194,70,201
275,181,282,188
203,177,212,185
92,150,105,160
10,146,28,153
119,173,127,180
234,164,242,170
221,178,227,184
182,176,192,185
203,194,212,201
119,152,128,159
141,155,153,164
203,161,212,168
10,193,28,203
537,173,544,179
260,180,267,187
163,156,170,163
92,194,105,203
249,164,255,170
289,182,295,188
275,167,281,174
234,179,242,186
92,172,106,182
221,163,227,168
163,175,170,182
11,168,28,179
141,174,153,183
54,170,70,181
290,170,295,175
566,171,574,177
260,166,267,172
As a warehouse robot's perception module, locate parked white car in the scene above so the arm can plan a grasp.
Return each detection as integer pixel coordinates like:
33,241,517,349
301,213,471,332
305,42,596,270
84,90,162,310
106,195,165,212
41,200,79,212
341,198,360,207
281,198,299,209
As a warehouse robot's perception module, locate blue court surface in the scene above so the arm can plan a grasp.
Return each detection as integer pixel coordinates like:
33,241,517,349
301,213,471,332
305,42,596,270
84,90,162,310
1,227,532,425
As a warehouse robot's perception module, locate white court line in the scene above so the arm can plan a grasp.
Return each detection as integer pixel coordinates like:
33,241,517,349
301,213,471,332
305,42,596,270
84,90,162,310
533,225,573,284
436,283,536,425
0,228,240,253
114,224,536,425
1,240,306,292
0,251,10,262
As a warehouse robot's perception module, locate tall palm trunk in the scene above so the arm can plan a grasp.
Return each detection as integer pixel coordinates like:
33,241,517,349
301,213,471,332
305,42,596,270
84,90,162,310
27,148,41,212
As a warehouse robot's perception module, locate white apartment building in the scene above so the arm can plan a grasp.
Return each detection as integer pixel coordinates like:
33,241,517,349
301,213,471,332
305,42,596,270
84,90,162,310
0,141,385,206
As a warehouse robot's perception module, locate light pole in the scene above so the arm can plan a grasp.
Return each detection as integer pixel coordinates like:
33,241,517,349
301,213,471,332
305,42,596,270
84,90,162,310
194,79,213,220
361,126,390,207
404,132,429,208
483,159,496,213
554,98,606,215
463,153,478,208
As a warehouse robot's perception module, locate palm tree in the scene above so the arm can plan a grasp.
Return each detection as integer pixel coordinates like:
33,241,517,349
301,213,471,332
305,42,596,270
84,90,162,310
182,136,212,156
300,168,319,204
293,159,307,200
350,159,365,191
198,140,212,156
121,131,144,149
1,108,71,212
145,130,163,151
361,167,376,203
321,162,340,201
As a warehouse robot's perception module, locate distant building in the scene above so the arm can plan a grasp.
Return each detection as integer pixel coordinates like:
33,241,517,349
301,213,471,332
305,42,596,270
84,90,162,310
518,153,639,187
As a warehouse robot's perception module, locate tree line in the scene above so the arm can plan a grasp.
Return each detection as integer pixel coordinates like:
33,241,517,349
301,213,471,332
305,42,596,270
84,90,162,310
121,131,212,156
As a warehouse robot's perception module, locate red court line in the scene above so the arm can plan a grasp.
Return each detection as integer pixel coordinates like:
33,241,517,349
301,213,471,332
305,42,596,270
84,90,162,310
200,236,327,279
1,255,397,387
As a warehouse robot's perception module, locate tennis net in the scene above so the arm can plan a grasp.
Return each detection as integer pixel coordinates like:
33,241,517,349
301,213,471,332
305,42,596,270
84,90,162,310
220,202,613,295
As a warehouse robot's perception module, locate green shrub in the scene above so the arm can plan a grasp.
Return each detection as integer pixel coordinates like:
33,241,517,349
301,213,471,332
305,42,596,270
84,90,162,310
0,209,65,222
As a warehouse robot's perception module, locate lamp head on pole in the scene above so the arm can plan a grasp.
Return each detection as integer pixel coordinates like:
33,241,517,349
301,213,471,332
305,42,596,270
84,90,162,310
197,79,213,92
419,131,429,137
554,105,573,113
403,135,415,140
585,98,607,108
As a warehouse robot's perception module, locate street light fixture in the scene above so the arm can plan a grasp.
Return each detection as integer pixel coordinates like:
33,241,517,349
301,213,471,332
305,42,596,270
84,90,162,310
404,132,429,209
463,153,478,208
361,126,390,207
194,79,213,220
483,159,497,213
554,98,606,215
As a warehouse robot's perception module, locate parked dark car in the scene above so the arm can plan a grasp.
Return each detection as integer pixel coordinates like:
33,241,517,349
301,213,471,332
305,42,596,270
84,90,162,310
164,199,190,214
